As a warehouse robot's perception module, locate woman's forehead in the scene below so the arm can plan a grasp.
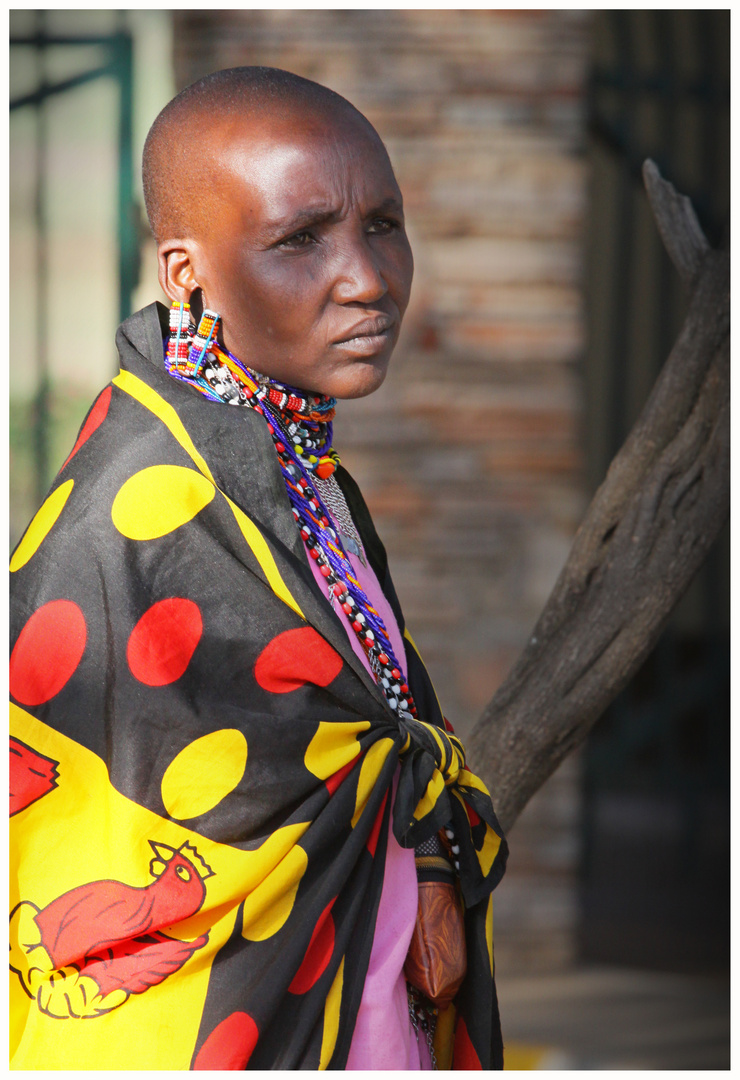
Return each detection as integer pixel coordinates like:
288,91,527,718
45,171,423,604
213,117,401,225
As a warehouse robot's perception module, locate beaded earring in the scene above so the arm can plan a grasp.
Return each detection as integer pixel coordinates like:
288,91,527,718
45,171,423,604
189,308,221,376
166,300,224,379
166,301,193,370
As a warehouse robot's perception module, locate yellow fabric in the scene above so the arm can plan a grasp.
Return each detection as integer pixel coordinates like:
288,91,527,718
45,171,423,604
112,465,216,540
10,703,306,1069
304,720,371,780
351,738,395,828
161,729,248,821
10,479,74,573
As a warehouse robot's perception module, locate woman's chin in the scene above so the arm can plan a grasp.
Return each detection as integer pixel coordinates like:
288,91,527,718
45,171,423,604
247,348,392,400
327,355,392,400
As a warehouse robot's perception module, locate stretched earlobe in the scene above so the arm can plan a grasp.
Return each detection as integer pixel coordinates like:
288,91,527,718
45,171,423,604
189,287,204,323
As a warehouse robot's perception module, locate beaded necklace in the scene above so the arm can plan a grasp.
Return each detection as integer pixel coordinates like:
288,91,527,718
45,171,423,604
164,301,419,722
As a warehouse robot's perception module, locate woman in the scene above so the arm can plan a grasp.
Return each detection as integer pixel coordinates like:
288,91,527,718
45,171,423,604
9,67,507,1070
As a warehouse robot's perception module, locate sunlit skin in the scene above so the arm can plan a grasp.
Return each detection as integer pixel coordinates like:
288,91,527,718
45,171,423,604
158,108,414,399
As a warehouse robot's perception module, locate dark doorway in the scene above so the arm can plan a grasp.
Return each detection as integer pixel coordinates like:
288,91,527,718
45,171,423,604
579,9,729,976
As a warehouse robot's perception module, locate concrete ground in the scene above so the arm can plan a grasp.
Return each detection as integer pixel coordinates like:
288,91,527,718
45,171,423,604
498,966,730,1070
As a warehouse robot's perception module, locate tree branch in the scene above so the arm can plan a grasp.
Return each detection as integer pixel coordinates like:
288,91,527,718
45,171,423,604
468,161,729,833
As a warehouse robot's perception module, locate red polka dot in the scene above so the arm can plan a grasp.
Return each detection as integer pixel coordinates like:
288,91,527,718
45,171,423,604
193,1011,259,1070
443,716,455,733
127,598,202,686
10,600,86,706
325,754,359,796
288,899,336,994
61,385,112,471
453,1017,482,1069
466,805,481,828
254,627,343,693
367,791,388,857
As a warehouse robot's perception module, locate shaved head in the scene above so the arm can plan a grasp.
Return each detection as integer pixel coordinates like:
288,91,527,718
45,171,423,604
143,66,379,243
145,65,412,400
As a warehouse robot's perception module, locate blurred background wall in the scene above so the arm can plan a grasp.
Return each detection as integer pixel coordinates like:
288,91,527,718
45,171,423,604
10,10,173,540
10,9,728,1066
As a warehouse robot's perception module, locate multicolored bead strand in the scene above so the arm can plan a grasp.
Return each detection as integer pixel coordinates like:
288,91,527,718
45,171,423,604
163,302,419,722
251,394,419,720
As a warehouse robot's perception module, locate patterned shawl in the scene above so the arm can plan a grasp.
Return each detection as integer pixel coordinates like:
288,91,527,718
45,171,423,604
9,302,508,1070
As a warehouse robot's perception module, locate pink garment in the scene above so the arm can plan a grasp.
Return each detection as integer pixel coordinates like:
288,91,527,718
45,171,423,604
306,521,431,1070
346,769,432,1071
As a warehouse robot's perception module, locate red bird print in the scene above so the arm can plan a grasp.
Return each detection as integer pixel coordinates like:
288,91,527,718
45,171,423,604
9,737,59,816
35,840,213,968
10,840,214,1019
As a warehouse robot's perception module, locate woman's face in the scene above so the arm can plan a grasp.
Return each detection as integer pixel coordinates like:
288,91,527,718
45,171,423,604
164,111,414,399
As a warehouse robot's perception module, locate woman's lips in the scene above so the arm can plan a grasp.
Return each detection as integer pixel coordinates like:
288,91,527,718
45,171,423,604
332,316,394,355
333,330,392,355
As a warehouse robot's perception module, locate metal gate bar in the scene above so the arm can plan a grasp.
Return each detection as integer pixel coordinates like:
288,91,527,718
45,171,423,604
10,21,136,506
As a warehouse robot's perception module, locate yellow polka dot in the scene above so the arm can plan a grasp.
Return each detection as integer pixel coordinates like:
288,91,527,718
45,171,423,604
241,843,309,941
304,720,371,780
161,729,248,820
111,465,215,540
10,479,74,572
351,737,395,827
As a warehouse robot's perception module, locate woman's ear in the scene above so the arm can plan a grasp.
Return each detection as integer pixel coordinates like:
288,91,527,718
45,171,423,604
157,240,202,305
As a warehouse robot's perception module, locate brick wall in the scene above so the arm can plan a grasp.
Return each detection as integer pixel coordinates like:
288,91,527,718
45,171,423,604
174,9,591,973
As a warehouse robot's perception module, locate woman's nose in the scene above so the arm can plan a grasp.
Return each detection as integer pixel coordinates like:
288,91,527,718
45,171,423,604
331,235,388,305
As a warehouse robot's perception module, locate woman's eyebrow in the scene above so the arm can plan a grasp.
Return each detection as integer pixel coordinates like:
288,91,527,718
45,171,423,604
368,196,404,217
265,195,404,240
264,206,338,238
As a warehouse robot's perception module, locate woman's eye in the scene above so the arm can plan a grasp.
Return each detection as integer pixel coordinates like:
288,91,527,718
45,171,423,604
367,217,400,235
277,230,315,249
